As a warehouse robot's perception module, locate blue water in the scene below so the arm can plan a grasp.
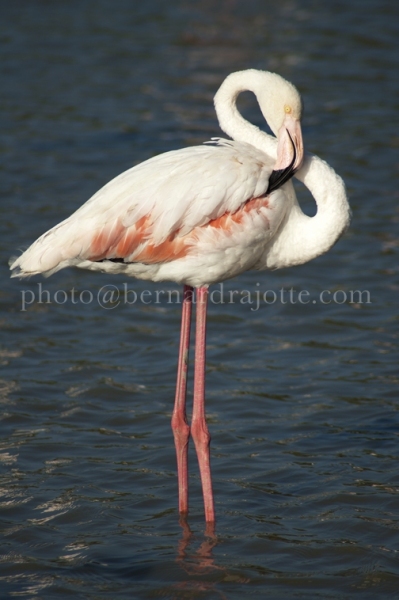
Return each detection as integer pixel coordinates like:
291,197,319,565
1,0,398,598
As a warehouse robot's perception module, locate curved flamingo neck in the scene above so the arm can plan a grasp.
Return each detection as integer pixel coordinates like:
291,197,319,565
213,70,350,269
262,154,351,269
213,70,279,158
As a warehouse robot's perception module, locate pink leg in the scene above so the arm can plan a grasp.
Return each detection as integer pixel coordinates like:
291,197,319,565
191,286,215,523
171,285,193,515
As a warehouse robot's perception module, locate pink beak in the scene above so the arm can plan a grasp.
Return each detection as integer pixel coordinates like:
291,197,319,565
267,113,304,194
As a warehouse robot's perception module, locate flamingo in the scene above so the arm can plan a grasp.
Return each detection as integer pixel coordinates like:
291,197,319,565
10,70,350,525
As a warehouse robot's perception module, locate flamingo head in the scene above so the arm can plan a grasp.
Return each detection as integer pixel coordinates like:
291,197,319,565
257,72,304,192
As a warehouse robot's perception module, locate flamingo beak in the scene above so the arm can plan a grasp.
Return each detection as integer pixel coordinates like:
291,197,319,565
267,114,304,194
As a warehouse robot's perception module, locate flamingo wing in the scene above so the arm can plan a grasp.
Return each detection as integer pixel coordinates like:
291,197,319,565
10,140,275,277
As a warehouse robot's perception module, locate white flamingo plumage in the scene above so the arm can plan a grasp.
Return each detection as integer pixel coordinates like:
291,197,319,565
10,70,350,525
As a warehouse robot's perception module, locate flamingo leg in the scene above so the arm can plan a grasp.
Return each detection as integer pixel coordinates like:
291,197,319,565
191,286,215,523
171,284,193,515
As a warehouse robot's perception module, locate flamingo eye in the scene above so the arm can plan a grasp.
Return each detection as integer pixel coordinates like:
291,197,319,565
284,105,292,114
